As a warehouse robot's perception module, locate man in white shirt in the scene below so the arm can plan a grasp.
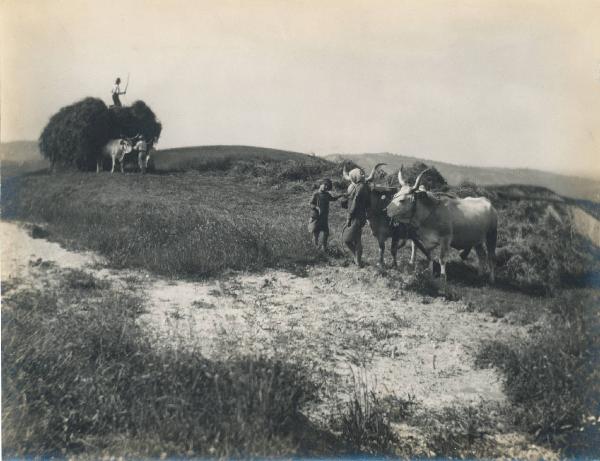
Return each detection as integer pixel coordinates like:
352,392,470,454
111,77,126,107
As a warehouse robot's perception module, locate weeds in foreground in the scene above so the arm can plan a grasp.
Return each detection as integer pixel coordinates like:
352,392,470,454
2,272,319,458
333,369,397,454
409,404,500,459
475,291,595,446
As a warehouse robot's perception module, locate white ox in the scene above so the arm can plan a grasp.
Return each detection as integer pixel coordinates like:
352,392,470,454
386,167,498,283
98,139,133,173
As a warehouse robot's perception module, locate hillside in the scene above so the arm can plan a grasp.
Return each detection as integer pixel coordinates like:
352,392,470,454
0,140,41,162
152,145,323,171
3,141,599,202
326,153,600,202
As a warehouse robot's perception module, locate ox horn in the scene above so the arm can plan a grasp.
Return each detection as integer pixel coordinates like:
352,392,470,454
398,165,407,186
366,163,386,182
342,164,351,181
411,168,431,192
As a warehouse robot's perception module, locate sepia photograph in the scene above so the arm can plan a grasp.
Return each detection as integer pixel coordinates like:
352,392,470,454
1,0,599,459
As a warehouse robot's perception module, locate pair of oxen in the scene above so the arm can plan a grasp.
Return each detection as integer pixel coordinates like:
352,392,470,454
341,163,498,283
97,135,153,174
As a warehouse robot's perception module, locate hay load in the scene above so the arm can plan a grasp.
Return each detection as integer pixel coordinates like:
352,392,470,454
39,98,162,171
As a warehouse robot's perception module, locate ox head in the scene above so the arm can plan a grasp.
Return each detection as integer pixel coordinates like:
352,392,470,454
120,139,133,154
385,167,430,221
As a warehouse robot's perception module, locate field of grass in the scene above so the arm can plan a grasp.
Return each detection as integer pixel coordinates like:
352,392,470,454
3,172,334,277
2,268,323,458
2,152,600,458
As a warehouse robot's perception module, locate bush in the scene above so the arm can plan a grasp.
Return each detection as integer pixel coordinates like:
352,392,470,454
38,98,161,171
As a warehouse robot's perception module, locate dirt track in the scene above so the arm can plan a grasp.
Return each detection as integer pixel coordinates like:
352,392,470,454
2,220,559,458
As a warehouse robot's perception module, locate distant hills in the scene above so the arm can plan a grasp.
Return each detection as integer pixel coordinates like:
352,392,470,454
326,153,600,202
2,141,598,202
1,141,49,175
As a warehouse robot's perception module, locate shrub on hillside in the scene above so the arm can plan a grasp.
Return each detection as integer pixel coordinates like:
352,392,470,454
39,98,161,171
394,162,448,191
493,199,591,294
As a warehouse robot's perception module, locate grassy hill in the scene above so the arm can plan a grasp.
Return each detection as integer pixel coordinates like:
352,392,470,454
3,141,598,202
326,153,600,202
152,145,327,172
3,154,600,458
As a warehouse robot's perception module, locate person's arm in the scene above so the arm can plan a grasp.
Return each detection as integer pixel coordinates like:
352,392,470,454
328,192,343,201
309,192,319,209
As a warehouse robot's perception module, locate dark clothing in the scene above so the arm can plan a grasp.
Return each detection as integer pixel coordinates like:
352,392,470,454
112,93,122,107
347,182,369,226
342,219,364,245
343,182,369,245
308,191,338,234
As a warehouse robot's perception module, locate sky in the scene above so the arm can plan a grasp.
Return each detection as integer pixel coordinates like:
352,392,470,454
2,0,600,178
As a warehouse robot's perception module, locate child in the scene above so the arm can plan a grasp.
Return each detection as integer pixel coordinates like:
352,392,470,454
308,178,341,250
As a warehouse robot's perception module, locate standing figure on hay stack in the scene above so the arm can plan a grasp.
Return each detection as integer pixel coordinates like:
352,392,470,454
111,77,127,107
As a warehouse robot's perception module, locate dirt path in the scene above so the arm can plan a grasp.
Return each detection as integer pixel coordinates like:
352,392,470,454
1,220,558,458
142,267,517,410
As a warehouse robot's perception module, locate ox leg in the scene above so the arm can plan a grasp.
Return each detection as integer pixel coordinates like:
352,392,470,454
439,242,449,292
410,241,416,264
390,238,400,268
110,156,115,174
96,160,101,173
486,227,497,284
474,244,487,278
378,240,385,267
356,241,363,267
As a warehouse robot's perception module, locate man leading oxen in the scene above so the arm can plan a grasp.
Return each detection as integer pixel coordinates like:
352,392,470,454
131,134,151,173
386,167,498,284
341,163,428,268
341,165,373,267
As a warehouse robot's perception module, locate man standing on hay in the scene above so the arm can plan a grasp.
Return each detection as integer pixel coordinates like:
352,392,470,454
308,178,342,251
111,77,127,107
